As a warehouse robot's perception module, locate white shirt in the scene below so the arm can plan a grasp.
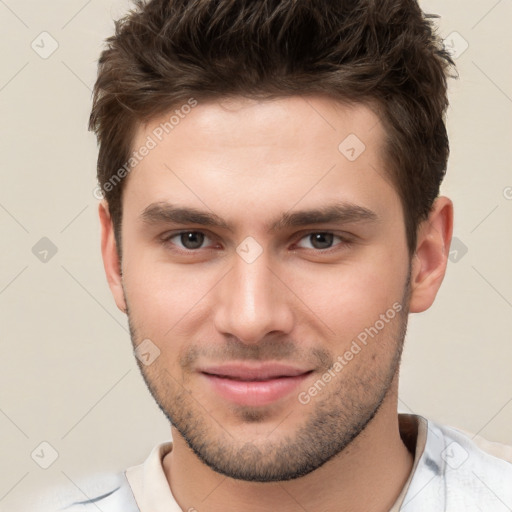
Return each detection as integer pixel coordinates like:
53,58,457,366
34,414,512,511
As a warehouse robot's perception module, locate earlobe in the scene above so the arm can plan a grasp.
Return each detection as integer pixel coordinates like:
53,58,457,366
98,201,127,314
409,196,454,313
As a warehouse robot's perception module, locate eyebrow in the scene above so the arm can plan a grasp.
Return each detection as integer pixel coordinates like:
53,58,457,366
140,201,379,232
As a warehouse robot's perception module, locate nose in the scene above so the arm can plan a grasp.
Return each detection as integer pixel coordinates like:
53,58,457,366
213,251,294,344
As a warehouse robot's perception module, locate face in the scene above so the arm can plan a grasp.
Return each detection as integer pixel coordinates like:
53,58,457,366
111,96,415,481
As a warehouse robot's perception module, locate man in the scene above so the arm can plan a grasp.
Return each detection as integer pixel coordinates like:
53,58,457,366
51,0,512,510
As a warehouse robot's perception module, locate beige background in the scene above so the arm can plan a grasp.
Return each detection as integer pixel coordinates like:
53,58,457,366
0,0,511,510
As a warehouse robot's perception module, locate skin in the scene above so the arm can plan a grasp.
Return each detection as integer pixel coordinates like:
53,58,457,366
99,95,453,512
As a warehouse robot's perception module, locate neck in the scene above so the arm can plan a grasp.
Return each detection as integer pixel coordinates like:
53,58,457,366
163,381,413,512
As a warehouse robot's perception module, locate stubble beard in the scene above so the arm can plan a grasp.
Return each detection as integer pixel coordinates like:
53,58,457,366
125,274,411,482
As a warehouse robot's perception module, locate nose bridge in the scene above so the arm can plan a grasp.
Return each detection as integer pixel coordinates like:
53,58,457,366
235,254,271,315
214,249,293,343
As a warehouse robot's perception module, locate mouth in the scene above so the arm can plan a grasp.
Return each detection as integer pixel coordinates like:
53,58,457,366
198,362,313,380
198,363,314,406
202,373,311,381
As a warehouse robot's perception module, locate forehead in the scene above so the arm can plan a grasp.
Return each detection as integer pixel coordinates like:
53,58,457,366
135,95,384,158
123,95,400,229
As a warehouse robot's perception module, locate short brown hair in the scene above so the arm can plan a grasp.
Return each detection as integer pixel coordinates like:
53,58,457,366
89,0,455,257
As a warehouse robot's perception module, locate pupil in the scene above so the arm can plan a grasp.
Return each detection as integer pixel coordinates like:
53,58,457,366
311,233,333,249
181,232,204,249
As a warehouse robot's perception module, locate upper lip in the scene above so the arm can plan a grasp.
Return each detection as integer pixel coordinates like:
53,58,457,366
199,363,312,381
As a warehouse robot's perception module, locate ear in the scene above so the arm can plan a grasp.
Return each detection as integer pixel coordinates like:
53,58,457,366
409,196,454,313
98,200,127,314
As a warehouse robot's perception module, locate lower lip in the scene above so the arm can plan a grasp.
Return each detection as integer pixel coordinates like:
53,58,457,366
201,372,312,407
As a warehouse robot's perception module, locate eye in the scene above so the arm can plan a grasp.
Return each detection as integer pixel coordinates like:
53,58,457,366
295,232,346,250
163,231,214,250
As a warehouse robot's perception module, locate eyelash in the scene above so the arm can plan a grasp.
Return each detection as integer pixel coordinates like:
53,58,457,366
160,230,353,253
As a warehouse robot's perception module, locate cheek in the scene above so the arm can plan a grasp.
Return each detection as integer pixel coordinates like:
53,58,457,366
123,253,219,334
284,256,405,335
